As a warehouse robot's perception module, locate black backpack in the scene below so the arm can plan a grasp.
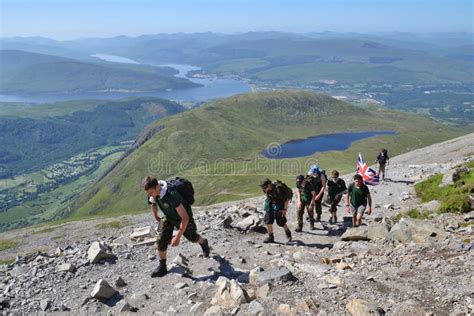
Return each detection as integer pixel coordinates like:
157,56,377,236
167,177,195,206
273,180,293,202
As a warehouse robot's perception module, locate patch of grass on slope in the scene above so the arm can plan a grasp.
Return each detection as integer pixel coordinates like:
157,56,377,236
415,160,474,213
72,91,466,219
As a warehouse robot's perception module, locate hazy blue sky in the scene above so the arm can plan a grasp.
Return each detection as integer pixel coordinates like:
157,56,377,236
1,0,473,39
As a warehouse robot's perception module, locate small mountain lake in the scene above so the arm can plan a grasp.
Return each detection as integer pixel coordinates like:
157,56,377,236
262,131,397,159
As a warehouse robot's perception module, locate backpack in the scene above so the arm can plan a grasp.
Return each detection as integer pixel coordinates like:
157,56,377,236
167,177,195,206
273,180,293,202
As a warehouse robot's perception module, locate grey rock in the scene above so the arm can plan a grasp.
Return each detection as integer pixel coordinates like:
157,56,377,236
235,215,261,232
87,241,114,264
389,218,447,244
115,277,127,287
293,263,329,276
175,282,188,290
248,301,265,315
91,279,118,300
129,226,155,241
204,305,223,316
258,267,294,285
120,302,138,313
57,263,76,273
346,299,385,315
40,299,50,311
256,283,271,300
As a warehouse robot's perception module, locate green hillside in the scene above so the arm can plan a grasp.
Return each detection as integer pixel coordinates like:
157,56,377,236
71,91,465,218
0,97,185,177
0,50,200,93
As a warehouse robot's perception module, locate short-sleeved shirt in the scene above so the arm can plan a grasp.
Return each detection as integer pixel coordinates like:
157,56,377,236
376,153,389,164
297,181,315,203
152,190,193,227
347,183,370,207
308,173,326,193
327,178,347,199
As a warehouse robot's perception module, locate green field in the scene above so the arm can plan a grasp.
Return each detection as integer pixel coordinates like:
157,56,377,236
0,149,125,231
71,91,467,219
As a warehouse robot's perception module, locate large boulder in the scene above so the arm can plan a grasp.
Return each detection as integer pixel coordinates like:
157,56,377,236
441,166,469,186
87,241,115,264
346,299,385,316
389,218,447,244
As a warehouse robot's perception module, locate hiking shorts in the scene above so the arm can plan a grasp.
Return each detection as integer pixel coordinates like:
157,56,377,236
350,205,366,216
264,211,287,227
157,219,200,251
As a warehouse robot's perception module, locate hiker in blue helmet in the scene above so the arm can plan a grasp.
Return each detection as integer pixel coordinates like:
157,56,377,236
306,164,327,222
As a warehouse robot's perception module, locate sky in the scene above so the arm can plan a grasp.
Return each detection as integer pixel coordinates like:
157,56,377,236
1,0,473,39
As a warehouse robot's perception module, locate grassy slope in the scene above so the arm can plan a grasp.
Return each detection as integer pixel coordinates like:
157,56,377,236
71,91,466,219
0,50,199,93
415,160,474,213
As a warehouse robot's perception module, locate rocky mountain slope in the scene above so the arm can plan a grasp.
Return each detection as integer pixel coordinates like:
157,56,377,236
0,133,473,315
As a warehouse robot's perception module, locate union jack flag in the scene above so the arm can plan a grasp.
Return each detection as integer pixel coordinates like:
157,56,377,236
356,153,379,185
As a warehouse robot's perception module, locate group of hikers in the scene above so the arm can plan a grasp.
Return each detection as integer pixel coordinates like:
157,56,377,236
142,149,389,277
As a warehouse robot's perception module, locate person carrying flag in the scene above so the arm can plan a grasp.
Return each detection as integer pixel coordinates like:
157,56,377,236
345,174,372,227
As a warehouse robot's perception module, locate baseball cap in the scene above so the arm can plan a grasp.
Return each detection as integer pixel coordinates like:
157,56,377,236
296,175,305,183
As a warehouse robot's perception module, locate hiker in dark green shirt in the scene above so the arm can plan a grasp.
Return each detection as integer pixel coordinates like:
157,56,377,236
143,176,210,278
326,170,347,224
260,178,293,244
295,175,316,232
345,174,372,227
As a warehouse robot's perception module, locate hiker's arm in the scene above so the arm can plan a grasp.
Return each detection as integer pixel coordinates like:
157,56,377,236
310,190,316,207
345,192,350,213
296,190,302,208
171,204,189,247
281,200,289,217
151,204,161,223
367,193,372,215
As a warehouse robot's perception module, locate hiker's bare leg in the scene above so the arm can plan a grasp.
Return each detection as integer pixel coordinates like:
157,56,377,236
352,214,357,227
158,250,167,260
267,224,273,234
356,213,363,226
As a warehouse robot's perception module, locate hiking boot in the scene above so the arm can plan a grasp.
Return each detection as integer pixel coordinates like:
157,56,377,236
310,222,316,230
263,234,274,243
285,229,292,242
315,214,321,222
333,216,337,224
200,238,210,258
150,261,168,278
295,226,303,233
328,217,333,224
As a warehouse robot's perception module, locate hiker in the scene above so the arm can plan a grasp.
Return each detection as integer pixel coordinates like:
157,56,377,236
326,170,347,224
306,164,327,222
295,175,316,232
260,178,293,243
375,148,389,181
345,174,372,227
143,176,210,278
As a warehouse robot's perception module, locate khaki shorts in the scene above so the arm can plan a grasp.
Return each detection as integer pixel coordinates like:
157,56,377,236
350,205,366,216
157,219,200,251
